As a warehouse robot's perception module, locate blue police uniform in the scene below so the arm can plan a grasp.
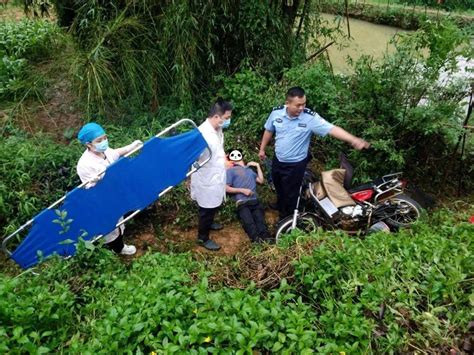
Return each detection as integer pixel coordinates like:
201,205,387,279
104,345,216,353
264,106,334,162
264,105,334,219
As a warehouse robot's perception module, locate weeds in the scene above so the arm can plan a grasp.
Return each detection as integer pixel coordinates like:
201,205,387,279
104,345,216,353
293,215,473,353
0,211,472,352
0,7,472,352
0,19,60,100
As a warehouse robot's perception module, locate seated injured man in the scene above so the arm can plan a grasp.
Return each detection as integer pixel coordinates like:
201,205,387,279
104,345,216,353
76,122,142,255
225,149,272,243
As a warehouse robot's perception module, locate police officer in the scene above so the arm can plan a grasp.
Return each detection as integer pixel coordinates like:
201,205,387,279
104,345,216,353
258,87,369,220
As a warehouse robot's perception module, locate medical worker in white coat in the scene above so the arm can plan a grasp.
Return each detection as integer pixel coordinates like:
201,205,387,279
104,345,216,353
76,122,142,255
191,99,233,251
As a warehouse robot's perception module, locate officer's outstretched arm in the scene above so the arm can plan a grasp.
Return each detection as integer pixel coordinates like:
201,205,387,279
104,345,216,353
329,126,369,150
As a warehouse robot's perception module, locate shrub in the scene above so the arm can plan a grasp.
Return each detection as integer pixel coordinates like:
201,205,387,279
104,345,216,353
293,218,473,353
220,19,473,189
0,275,76,353
0,56,27,97
0,130,81,235
0,19,59,60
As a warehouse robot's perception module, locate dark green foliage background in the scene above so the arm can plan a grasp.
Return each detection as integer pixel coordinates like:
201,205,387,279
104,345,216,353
1,16,472,236
49,0,314,114
0,3,473,352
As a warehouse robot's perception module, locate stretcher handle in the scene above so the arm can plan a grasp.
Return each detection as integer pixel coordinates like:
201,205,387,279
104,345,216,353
2,118,211,256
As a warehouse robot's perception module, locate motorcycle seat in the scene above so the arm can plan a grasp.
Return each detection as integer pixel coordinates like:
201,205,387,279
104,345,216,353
348,182,375,193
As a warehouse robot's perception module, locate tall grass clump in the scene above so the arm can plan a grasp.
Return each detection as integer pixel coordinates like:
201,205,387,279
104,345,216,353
55,0,324,115
0,19,60,101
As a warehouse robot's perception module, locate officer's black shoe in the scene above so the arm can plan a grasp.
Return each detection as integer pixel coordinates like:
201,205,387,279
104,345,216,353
198,239,221,251
209,223,223,231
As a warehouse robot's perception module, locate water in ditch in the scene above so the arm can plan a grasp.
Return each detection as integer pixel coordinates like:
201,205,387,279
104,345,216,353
319,13,409,73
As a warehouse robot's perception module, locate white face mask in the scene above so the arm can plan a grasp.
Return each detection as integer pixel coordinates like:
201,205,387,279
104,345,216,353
221,118,231,129
93,139,109,152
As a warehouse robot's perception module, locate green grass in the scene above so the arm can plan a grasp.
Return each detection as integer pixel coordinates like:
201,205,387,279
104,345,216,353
0,206,473,353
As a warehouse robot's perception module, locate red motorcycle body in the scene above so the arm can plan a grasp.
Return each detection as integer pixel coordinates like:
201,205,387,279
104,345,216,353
350,189,374,202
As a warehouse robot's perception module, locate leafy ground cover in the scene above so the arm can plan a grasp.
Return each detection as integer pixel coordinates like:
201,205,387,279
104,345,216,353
0,206,473,353
293,209,474,353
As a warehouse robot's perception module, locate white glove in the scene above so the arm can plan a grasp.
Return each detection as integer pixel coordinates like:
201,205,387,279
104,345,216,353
132,140,143,148
126,140,143,153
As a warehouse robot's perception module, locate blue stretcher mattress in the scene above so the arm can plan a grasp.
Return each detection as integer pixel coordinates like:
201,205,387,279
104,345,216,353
11,129,207,268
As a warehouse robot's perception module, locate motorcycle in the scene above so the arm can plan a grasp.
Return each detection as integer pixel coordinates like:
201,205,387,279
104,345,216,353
275,152,423,241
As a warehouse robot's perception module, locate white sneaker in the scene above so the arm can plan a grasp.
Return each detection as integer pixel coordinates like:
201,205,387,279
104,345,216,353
120,244,136,255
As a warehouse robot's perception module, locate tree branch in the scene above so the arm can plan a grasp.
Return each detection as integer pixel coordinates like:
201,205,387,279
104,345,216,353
306,41,335,62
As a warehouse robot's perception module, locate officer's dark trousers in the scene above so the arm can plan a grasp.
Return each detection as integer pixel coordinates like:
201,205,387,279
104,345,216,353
198,206,219,242
272,157,307,220
237,200,269,242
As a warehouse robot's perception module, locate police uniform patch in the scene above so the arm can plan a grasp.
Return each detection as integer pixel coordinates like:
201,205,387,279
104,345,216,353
272,105,284,111
275,118,283,123
303,107,316,116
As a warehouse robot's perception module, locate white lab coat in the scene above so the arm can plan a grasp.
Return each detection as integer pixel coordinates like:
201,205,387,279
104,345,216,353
76,148,124,243
190,119,226,208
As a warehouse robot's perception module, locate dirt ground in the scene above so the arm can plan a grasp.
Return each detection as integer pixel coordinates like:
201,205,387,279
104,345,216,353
128,209,280,260
0,5,25,21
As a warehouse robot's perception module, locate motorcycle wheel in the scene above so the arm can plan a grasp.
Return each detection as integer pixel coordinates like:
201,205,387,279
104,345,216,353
275,214,320,243
385,194,422,229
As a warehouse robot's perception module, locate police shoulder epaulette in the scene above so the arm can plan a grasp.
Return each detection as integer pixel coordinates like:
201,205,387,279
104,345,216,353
272,105,284,111
303,108,316,116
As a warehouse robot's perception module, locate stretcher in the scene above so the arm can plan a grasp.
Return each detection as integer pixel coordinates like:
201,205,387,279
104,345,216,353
2,119,210,268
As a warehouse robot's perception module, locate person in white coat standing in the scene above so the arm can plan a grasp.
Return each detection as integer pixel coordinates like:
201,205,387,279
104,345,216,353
191,98,233,251
76,122,142,255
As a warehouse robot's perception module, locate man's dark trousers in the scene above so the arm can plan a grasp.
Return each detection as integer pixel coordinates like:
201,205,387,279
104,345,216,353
272,157,307,220
237,200,269,241
198,206,219,242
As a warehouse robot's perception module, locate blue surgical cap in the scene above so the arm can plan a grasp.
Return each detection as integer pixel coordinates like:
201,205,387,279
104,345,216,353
77,122,105,145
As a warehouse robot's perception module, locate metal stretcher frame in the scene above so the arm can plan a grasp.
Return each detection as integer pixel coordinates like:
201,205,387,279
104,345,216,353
2,118,211,258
